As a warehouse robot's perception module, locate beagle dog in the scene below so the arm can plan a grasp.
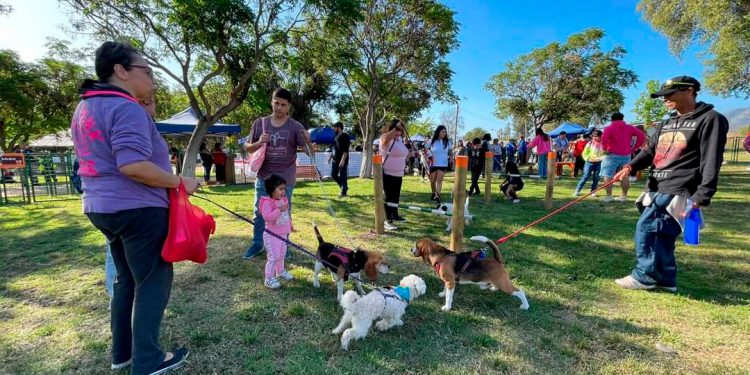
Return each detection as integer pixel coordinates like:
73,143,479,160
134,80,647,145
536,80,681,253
313,224,390,301
411,236,529,311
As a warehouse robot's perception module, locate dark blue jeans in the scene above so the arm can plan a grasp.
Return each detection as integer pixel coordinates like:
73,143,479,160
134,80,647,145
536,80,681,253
87,207,171,375
575,161,601,193
631,193,681,287
331,162,348,195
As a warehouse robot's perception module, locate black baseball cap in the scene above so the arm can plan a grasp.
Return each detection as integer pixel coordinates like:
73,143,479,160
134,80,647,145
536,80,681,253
650,76,701,98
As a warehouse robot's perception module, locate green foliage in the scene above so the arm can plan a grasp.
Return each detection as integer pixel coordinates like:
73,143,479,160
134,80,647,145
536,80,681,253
2,167,749,374
463,127,488,142
62,0,357,176
0,49,88,151
407,118,435,138
318,0,459,176
632,79,668,128
485,28,638,129
638,0,750,98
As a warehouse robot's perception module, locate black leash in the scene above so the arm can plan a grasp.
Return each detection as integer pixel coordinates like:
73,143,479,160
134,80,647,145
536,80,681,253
189,193,380,291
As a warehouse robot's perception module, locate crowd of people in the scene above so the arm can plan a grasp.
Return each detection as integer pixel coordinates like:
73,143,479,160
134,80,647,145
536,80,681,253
69,40,730,375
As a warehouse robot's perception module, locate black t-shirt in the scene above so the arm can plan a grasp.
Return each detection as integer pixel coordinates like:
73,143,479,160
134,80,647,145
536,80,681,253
333,131,351,165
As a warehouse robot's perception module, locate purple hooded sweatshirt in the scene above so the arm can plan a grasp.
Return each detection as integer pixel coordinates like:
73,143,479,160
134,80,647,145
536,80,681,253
70,81,172,213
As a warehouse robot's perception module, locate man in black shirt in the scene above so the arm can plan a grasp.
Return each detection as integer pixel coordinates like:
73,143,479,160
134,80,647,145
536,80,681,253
612,76,728,292
330,122,351,197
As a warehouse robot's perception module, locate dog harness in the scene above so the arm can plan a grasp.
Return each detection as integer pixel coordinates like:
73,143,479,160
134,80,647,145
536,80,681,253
328,246,353,275
376,286,409,310
455,250,484,281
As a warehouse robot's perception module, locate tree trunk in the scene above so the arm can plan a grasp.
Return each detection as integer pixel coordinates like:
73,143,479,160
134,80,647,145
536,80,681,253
180,117,211,178
358,100,378,178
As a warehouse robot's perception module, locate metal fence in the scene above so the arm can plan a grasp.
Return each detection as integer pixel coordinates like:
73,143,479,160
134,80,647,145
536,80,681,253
725,136,750,163
1,152,79,205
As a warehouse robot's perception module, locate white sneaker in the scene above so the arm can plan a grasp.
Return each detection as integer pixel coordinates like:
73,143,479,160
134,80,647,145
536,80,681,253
591,192,597,197
512,199,521,204
602,195,614,203
384,220,398,230
628,176,637,182
111,359,132,370
615,275,655,290
278,271,294,281
265,277,281,289
615,196,628,202
573,191,580,197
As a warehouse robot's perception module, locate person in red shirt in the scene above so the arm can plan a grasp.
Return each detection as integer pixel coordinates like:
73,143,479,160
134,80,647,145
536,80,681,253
571,134,589,177
212,143,227,183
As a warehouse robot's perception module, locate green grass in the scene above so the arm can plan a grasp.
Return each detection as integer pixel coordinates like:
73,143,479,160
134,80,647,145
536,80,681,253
1,165,749,374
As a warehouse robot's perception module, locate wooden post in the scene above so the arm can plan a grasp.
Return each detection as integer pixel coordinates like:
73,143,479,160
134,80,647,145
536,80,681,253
545,151,556,210
450,155,468,251
373,154,385,234
484,151,493,202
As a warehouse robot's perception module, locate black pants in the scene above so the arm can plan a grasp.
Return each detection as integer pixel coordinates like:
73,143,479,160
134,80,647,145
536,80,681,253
574,155,585,177
87,207,172,375
383,173,403,220
215,163,225,182
469,166,482,195
202,162,212,182
331,162,348,195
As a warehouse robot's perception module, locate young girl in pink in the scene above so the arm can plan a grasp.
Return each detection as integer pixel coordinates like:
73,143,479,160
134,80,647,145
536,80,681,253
260,174,294,289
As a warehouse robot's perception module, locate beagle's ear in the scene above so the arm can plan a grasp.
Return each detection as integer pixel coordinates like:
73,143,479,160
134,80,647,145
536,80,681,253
363,253,382,281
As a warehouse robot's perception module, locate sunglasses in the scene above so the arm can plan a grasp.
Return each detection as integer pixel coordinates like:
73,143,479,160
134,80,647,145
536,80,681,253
127,64,154,79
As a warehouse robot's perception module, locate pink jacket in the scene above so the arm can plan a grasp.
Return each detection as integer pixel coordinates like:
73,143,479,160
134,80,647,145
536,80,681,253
602,120,645,156
528,135,552,155
259,196,292,235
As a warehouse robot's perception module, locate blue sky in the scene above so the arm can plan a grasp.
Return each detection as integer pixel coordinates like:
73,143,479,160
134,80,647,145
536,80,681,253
1,0,746,135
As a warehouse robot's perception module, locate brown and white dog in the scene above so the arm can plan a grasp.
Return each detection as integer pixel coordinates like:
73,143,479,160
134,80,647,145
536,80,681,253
411,235,529,311
313,224,390,301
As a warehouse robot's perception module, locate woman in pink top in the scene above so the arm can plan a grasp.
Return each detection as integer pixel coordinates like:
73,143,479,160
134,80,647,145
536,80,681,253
259,174,294,289
379,119,409,229
528,127,552,177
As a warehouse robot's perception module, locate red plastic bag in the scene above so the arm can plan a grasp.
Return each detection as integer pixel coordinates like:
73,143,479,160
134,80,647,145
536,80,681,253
162,179,215,263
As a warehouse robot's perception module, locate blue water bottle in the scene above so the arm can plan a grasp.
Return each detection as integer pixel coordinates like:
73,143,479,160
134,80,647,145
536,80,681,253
683,200,702,246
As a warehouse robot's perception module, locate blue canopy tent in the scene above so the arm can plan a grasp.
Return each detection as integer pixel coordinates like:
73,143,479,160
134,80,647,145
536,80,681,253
155,108,241,136
309,126,336,144
309,126,356,144
547,122,588,139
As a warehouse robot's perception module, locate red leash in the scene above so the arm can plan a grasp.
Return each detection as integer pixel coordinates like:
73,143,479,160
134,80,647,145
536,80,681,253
496,178,620,244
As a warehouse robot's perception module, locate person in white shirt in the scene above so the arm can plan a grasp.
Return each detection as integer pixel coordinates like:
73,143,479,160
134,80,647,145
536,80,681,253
428,125,452,203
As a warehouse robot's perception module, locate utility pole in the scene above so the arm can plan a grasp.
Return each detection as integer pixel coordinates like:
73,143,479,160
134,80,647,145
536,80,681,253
453,100,459,142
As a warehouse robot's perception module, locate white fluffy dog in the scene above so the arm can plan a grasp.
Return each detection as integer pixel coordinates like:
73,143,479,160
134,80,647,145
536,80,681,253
332,274,426,350
439,196,472,232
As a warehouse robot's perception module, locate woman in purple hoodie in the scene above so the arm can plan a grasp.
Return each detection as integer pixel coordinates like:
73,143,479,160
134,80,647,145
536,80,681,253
71,42,198,375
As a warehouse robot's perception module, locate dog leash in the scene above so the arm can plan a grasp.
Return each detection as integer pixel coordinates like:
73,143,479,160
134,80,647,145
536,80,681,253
189,193,380,291
496,178,619,245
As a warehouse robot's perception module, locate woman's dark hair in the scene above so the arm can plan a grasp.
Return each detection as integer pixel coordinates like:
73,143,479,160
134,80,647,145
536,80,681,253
535,127,549,141
95,41,140,83
472,138,481,145
505,160,520,175
389,118,401,131
264,174,287,195
272,87,293,102
213,143,222,150
482,133,492,141
199,142,207,151
431,125,449,148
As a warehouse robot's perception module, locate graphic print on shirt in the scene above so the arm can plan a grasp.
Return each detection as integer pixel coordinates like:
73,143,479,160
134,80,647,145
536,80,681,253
653,119,698,169
268,130,290,158
70,103,103,176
